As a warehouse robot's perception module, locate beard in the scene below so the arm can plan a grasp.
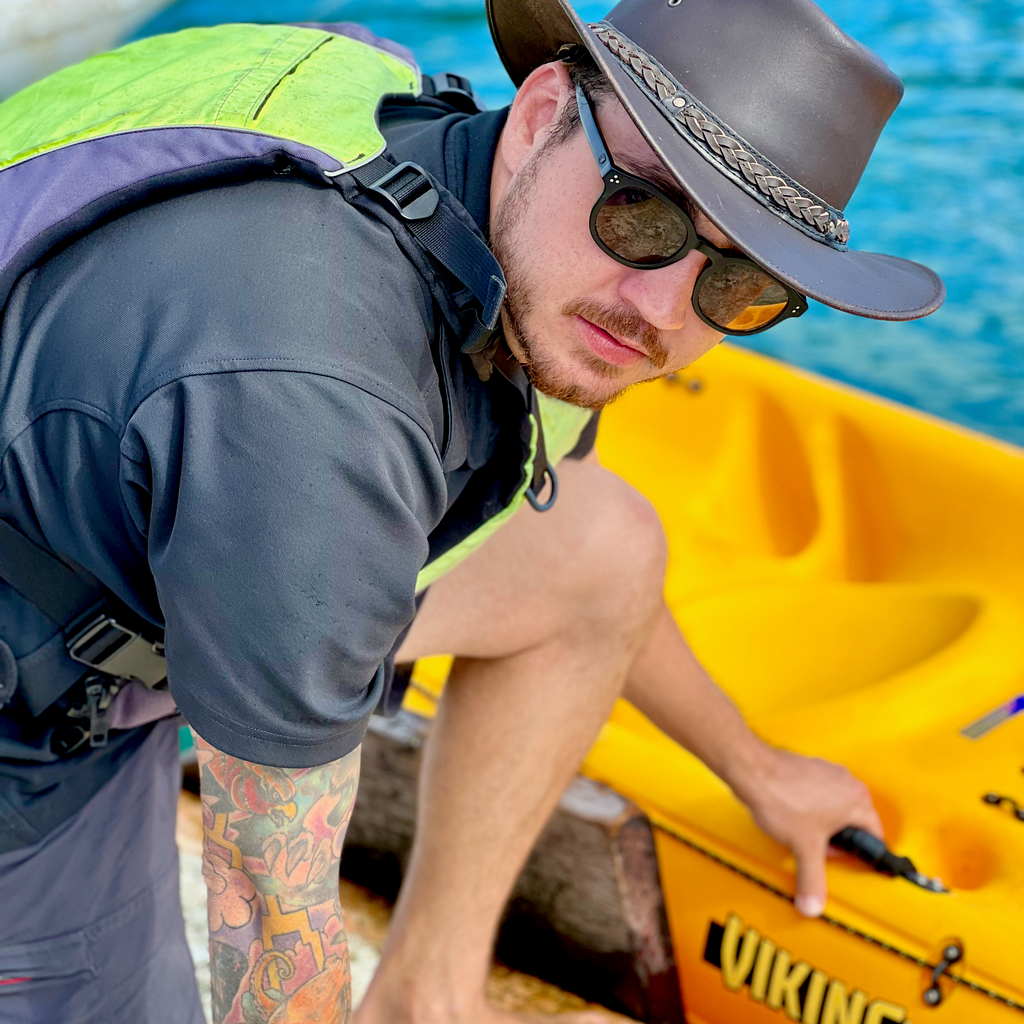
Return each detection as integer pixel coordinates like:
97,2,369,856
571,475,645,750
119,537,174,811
489,149,667,411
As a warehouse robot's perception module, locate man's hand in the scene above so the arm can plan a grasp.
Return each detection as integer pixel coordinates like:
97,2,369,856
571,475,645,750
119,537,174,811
624,602,883,918
731,746,883,917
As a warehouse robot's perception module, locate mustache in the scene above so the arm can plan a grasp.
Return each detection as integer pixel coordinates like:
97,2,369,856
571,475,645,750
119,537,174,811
561,298,668,369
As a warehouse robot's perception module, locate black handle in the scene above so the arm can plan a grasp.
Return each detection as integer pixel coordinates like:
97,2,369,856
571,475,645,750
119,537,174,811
830,827,915,879
830,826,887,865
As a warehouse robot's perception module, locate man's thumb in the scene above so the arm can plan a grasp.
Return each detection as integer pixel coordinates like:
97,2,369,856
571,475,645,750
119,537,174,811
793,841,828,917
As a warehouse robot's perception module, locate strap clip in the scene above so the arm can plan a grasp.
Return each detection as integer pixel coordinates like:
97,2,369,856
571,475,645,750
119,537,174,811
64,675,118,749
525,464,559,513
67,615,166,688
367,162,439,222
425,72,485,114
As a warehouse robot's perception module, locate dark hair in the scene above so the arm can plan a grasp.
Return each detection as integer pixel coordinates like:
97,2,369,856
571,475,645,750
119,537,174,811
546,44,616,149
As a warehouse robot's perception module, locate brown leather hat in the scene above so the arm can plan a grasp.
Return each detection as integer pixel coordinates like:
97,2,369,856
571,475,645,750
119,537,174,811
486,0,944,319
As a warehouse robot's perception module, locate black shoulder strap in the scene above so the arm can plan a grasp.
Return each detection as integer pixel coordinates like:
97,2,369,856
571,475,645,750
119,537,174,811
419,72,486,115
0,518,167,716
344,157,559,514
345,156,507,353
343,156,558,513
0,518,105,624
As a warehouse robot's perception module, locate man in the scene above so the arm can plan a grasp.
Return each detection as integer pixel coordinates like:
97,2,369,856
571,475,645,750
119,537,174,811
0,0,942,1021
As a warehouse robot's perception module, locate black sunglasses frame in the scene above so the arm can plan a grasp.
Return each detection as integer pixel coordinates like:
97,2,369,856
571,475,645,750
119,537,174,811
574,84,808,337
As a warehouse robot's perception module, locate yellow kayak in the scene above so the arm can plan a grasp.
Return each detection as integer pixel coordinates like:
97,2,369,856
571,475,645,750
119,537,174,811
408,343,1024,1023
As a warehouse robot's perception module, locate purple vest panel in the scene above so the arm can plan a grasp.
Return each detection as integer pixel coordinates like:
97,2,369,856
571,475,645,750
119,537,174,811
0,127,342,307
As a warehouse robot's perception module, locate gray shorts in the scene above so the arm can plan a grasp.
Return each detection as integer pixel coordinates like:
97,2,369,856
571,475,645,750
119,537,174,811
0,718,204,1024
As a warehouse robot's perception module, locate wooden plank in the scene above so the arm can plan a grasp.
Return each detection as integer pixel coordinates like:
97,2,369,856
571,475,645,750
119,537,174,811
342,712,686,1023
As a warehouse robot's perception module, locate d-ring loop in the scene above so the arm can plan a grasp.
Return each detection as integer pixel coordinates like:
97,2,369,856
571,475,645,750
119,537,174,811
525,464,558,512
923,941,963,1007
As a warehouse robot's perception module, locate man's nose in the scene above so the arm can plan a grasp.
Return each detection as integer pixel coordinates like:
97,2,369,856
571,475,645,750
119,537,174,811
615,249,707,331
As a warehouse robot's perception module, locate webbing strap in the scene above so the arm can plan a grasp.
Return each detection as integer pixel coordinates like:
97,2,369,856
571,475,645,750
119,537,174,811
527,388,557,510
0,519,169,716
485,342,555,512
414,213,506,338
348,156,507,351
0,518,104,626
347,155,559,512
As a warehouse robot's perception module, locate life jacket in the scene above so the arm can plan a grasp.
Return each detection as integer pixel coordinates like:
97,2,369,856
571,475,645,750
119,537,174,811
0,22,592,744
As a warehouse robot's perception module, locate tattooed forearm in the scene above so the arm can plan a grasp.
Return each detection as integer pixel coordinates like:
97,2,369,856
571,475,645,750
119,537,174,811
194,733,360,1024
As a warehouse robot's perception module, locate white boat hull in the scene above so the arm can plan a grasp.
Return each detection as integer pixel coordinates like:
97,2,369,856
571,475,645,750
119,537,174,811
0,0,172,100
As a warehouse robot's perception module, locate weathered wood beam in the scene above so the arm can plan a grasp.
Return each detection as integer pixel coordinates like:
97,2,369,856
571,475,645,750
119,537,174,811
341,712,685,1023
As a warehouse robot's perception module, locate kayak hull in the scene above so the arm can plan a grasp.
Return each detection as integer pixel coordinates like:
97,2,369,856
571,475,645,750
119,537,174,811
584,344,1024,1022
406,342,1024,1021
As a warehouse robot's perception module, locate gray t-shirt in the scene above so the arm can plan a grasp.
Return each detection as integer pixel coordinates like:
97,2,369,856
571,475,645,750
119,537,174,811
0,106,540,848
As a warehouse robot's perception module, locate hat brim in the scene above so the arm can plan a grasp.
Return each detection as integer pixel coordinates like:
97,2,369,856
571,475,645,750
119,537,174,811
487,0,945,320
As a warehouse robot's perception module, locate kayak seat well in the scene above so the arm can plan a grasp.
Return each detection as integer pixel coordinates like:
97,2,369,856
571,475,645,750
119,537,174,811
671,583,979,717
599,360,920,586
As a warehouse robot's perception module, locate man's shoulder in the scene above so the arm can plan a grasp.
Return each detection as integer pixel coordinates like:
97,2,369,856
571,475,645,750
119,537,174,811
71,173,434,321
6,174,444,437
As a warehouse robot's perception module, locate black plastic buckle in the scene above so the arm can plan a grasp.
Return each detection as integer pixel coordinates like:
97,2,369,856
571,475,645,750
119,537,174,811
67,614,166,687
51,722,90,758
68,616,134,669
368,162,439,222
427,72,485,114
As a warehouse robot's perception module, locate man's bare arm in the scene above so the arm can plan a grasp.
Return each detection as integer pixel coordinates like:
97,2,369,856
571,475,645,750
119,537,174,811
623,604,882,916
576,450,882,914
194,733,360,1024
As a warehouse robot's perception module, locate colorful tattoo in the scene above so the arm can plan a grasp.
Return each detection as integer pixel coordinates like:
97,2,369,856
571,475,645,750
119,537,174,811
194,734,360,1024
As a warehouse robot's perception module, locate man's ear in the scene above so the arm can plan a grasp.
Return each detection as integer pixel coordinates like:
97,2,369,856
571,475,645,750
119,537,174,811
498,61,574,178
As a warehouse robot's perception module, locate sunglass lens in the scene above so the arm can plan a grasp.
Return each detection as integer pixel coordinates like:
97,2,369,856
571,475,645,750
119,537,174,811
697,262,789,332
595,187,689,265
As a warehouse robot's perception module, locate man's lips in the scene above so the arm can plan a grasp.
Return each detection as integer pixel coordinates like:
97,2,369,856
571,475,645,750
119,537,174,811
573,315,647,367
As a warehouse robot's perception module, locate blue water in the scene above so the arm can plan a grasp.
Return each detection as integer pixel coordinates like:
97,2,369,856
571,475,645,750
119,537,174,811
132,0,1024,445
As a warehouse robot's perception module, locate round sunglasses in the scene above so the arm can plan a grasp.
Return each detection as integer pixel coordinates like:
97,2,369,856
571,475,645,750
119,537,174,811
575,85,807,336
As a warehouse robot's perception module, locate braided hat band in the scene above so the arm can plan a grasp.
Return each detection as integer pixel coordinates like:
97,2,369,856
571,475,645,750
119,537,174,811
591,22,851,248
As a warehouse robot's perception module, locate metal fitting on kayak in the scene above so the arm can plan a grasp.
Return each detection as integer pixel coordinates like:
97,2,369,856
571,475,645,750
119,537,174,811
982,792,1024,822
923,941,964,1007
829,827,949,893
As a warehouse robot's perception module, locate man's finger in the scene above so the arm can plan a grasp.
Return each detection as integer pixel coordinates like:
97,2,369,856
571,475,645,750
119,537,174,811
829,803,886,848
793,838,829,917
859,805,886,842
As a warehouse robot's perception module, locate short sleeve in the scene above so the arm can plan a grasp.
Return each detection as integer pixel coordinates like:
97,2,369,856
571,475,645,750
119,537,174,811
120,371,447,767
